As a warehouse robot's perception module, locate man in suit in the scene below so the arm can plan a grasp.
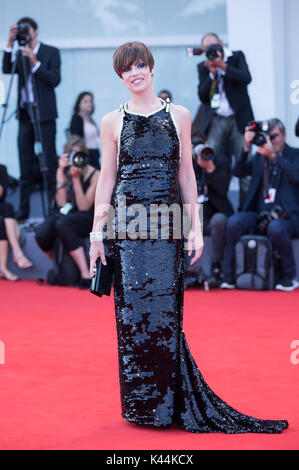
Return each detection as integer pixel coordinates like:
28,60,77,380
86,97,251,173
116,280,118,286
197,32,254,209
221,118,299,291
2,17,61,220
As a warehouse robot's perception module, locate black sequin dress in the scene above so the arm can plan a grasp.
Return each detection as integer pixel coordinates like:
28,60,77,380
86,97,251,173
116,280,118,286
106,99,288,434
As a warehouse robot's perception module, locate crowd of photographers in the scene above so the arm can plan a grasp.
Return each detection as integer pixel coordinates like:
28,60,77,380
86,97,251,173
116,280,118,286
1,20,299,291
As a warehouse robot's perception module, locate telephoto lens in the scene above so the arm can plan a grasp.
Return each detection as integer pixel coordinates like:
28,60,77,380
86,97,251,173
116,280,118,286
68,151,88,168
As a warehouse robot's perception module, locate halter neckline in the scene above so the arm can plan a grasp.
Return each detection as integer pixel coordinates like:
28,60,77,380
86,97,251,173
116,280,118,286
123,98,167,118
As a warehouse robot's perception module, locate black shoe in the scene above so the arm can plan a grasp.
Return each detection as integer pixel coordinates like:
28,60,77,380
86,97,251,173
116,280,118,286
211,262,222,283
275,278,299,292
15,209,29,222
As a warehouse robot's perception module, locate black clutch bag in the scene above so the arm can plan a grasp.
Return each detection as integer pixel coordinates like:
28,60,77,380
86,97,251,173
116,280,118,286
90,255,114,297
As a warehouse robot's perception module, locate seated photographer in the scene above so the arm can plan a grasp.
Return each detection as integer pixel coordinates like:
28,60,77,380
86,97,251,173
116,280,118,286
221,118,299,291
191,137,234,282
0,164,33,281
69,92,101,169
35,136,100,288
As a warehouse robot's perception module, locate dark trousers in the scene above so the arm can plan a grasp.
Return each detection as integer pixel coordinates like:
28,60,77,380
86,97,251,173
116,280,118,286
223,211,297,280
18,109,58,214
35,211,93,253
207,114,251,209
203,212,228,264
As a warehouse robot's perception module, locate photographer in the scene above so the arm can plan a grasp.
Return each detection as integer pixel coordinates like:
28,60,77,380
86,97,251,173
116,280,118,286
35,136,100,288
0,164,33,281
197,32,254,209
191,137,234,281
2,17,61,220
221,118,299,291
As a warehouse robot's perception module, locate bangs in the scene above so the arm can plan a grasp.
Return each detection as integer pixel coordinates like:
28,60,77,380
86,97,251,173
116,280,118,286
113,42,154,77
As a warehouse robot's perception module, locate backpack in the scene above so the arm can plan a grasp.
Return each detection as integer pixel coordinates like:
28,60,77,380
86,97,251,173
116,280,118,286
234,235,274,290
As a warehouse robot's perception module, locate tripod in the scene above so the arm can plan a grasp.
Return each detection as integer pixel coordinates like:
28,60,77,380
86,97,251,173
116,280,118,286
0,44,50,218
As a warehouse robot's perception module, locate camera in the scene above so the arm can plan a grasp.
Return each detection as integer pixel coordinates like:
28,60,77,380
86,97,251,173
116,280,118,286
192,138,214,162
248,120,269,147
187,44,223,61
16,23,30,46
68,150,88,168
257,205,289,233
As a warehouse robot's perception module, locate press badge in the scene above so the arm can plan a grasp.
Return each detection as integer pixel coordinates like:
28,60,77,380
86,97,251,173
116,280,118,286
211,93,220,109
264,188,276,204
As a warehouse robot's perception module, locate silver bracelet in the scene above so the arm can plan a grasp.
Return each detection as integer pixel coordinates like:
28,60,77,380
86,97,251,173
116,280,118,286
89,231,104,242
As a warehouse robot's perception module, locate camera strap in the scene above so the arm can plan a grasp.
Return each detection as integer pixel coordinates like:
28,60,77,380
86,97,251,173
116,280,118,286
263,158,279,201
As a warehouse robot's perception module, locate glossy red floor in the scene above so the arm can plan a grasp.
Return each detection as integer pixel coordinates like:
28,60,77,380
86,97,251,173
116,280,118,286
0,280,298,450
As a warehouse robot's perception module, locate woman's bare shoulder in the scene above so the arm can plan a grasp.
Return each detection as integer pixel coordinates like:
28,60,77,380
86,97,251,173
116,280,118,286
100,109,123,142
170,103,191,120
101,108,122,127
170,104,191,134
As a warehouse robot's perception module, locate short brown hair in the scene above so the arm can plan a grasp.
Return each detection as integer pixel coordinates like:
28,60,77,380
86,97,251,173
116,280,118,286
113,41,154,78
64,135,87,154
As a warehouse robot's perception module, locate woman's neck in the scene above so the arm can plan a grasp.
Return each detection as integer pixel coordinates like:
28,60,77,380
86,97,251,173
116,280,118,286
79,111,92,120
127,88,161,113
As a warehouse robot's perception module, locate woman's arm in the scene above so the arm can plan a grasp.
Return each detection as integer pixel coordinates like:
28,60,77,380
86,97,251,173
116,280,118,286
89,111,120,274
71,168,100,211
55,155,69,207
172,105,204,264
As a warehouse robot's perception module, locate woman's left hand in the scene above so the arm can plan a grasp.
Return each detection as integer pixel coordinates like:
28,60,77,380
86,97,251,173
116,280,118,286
187,229,204,265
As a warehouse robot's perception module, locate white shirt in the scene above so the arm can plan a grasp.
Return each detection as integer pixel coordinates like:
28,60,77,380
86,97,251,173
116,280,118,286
83,119,99,149
209,46,234,117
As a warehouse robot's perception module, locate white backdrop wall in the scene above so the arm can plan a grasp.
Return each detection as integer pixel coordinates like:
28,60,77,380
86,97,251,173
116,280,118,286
0,0,227,177
227,0,299,147
1,0,298,179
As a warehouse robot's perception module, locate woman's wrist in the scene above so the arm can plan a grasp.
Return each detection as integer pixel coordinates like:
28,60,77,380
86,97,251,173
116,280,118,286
90,231,104,242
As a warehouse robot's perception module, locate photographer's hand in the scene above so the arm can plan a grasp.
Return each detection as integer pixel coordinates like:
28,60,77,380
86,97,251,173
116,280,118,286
244,126,255,151
196,156,215,172
212,51,227,72
69,166,82,179
21,46,38,67
58,154,70,171
7,25,18,48
204,59,217,77
256,136,276,160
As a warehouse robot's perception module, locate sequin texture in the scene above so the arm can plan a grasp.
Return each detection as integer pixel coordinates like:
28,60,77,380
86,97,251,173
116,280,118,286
106,103,289,433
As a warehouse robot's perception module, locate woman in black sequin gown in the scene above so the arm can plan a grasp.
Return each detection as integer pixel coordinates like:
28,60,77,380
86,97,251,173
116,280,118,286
89,42,288,434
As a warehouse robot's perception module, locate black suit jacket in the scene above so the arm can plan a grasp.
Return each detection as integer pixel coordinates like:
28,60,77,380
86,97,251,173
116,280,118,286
197,50,254,134
233,144,299,236
2,43,61,122
193,154,234,222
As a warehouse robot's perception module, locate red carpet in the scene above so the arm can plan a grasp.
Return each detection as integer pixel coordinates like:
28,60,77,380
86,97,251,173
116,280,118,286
0,280,298,450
